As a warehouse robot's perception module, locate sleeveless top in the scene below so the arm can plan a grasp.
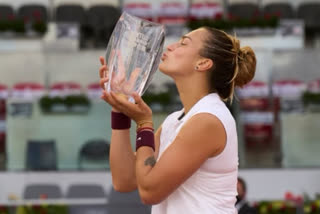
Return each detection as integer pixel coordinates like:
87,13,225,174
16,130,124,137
151,93,238,214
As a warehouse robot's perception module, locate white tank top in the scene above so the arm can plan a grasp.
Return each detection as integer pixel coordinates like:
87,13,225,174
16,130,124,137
152,93,238,214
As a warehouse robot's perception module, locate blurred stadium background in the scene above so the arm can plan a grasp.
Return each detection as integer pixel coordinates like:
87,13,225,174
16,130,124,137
0,0,320,213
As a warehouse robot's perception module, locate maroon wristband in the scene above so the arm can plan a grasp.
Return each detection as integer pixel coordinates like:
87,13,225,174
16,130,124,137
111,111,131,130
136,130,155,152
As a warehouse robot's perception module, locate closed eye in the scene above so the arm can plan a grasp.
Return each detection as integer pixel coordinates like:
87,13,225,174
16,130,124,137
179,35,192,46
179,38,187,46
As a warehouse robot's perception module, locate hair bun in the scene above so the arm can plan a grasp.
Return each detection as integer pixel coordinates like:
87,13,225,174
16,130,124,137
235,46,256,87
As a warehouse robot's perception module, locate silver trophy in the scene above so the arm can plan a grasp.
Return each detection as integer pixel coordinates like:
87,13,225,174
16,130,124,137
105,12,165,101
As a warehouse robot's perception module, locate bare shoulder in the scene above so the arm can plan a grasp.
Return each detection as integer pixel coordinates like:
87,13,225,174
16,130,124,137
189,112,224,128
177,112,226,158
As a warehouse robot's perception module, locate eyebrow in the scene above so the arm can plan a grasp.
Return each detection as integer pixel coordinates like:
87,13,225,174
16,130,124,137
181,35,192,41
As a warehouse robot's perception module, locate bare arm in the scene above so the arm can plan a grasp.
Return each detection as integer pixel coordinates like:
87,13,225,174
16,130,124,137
99,56,162,192
135,113,226,204
109,129,136,192
109,125,162,192
100,87,226,203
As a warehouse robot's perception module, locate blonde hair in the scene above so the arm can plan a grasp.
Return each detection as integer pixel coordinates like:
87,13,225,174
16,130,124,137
200,27,256,102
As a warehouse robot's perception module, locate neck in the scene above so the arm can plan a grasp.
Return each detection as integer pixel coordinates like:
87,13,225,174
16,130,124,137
175,75,210,114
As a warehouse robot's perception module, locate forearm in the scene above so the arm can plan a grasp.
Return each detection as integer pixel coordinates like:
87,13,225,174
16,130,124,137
110,129,137,191
135,147,158,203
109,110,137,192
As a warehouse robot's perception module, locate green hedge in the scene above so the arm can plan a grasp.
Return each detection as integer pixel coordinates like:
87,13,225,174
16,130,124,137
0,19,47,35
39,95,91,113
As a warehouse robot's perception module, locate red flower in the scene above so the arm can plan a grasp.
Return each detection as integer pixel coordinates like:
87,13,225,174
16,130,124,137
215,13,222,20
264,13,271,20
285,192,294,200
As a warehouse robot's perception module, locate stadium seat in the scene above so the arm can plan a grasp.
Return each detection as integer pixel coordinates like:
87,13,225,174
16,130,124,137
86,5,121,48
66,184,108,214
0,84,9,100
123,2,153,21
107,188,151,214
0,4,14,20
50,82,82,97
87,82,102,99
18,4,48,22
297,2,320,30
189,1,224,20
78,139,110,170
263,2,295,19
88,0,120,8
25,140,57,171
55,4,86,24
23,184,62,199
67,184,106,198
228,2,260,19
12,82,45,99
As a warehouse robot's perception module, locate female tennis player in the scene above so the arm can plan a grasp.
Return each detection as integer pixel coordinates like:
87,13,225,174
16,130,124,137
99,27,256,214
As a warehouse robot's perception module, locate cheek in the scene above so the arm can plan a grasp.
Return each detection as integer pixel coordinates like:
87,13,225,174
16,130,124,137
159,49,198,74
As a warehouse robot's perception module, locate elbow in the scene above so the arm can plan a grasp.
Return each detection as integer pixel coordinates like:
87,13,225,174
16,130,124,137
139,188,165,205
113,183,131,193
112,178,137,193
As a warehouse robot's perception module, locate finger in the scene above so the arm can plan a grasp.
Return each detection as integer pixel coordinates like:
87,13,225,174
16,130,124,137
101,91,119,108
99,77,109,89
110,92,135,110
132,93,149,110
109,92,131,113
123,68,141,94
99,56,105,65
99,65,107,78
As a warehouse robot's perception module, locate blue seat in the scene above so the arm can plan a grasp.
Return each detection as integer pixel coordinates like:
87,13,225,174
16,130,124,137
106,188,151,214
25,140,57,171
67,184,108,214
78,139,110,170
23,184,62,199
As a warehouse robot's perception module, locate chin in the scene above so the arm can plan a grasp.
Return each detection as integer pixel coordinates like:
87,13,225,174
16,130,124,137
158,63,168,74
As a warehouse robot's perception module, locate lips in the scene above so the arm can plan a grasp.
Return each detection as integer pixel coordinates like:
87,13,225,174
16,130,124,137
161,53,167,61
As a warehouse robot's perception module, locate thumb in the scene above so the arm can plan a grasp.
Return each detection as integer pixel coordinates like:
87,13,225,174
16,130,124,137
99,56,105,65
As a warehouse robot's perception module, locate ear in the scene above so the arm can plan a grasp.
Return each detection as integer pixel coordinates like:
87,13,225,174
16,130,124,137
195,58,214,72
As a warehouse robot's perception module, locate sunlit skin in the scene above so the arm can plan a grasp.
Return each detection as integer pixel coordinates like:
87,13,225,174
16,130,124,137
98,28,227,204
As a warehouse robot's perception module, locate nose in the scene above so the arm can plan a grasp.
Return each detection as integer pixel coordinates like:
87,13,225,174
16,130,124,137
166,42,178,52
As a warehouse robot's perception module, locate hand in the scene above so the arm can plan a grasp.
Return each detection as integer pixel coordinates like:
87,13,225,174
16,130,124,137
99,52,125,92
112,51,141,95
101,91,152,124
99,56,108,90
99,56,120,112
